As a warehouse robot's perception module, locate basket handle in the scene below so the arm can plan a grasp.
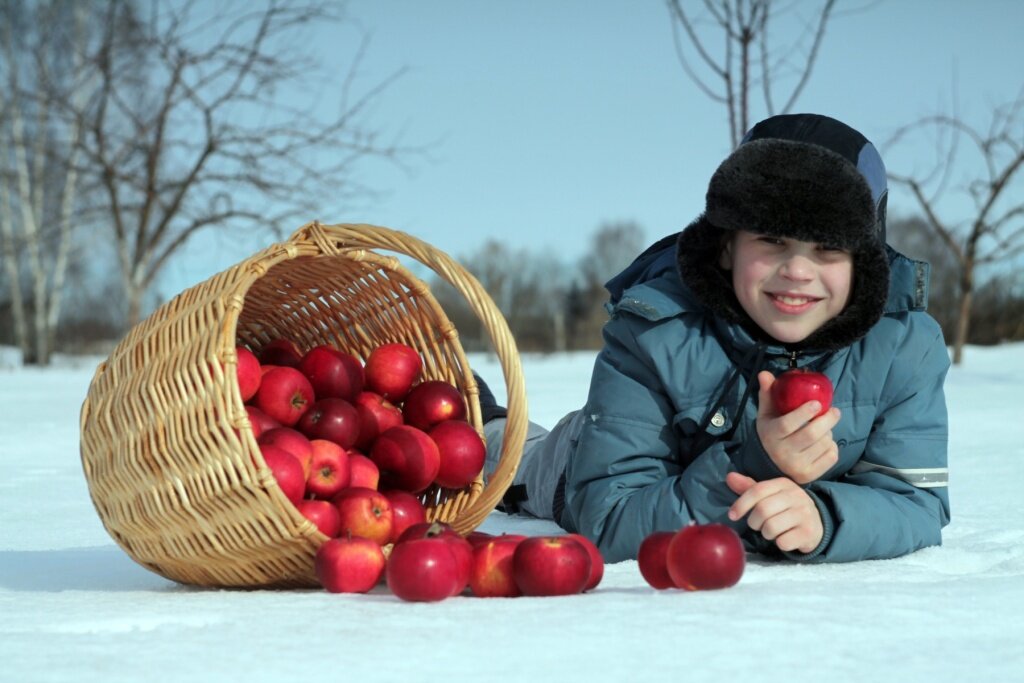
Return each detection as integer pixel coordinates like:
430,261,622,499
289,221,529,533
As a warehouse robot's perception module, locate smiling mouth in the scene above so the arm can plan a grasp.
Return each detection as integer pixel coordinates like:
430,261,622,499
770,293,819,305
767,293,822,313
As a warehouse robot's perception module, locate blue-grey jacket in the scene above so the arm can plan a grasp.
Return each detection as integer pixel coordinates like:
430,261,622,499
561,245,951,563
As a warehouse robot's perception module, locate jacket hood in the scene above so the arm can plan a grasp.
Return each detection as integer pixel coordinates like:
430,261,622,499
676,113,892,353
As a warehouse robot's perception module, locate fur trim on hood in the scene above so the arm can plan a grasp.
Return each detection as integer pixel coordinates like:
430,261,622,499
676,114,891,353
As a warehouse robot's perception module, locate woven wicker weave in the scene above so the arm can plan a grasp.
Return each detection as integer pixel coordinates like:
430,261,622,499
79,222,528,588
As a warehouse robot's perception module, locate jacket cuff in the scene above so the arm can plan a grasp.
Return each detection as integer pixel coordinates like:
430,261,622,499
781,488,835,562
736,434,786,482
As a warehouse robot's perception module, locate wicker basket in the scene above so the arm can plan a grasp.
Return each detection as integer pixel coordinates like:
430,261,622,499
79,222,527,588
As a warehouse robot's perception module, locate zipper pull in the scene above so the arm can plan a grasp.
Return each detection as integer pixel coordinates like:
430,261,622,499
789,351,798,369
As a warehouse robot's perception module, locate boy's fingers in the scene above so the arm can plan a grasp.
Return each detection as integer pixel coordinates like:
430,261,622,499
725,471,756,495
728,478,782,521
756,371,776,418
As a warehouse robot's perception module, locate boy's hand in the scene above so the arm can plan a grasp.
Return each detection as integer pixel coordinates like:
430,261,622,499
726,472,824,554
756,370,840,484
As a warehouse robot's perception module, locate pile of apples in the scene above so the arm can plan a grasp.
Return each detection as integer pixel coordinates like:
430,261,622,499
636,523,746,591
318,524,604,601
235,338,487,546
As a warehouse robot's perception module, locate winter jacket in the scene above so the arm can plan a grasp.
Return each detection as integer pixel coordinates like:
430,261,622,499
560,241,951,564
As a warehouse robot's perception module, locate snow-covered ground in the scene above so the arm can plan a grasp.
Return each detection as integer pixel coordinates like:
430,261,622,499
1,345,1023,682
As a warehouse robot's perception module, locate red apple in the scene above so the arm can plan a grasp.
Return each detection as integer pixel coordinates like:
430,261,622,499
305,439,351,499
364,343,422,402
429,420,486,489
370,425,441,493
297,397,360,448
469,535,526,598
466,531,495,547
297,499,343,537
333,487,393,546
298,345,364,402
401,380,467,431
245,406,281,439
259,427,314,479
513,536,592,597
564,533,604,592
637,531,676,590
381,489,427,543
258,338,303,368
235,346,262,402
353,391,404,451
347,452,380,490
386,535,462,602
315,535,386,593
770,369,833,418
393,521,472,596
256,366,315,427
259,444,305,506
666,523,746,591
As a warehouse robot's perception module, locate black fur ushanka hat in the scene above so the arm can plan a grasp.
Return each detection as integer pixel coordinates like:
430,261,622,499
676,114,891,352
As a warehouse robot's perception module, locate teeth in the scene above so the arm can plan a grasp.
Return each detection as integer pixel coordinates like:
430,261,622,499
775,294,812,305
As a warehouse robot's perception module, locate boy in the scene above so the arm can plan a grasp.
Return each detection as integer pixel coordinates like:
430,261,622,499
480,113,950,564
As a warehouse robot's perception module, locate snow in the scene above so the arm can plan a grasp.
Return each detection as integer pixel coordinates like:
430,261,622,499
2,344,1023,682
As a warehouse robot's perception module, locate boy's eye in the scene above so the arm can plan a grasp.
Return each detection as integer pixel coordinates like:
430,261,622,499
818,244,848,253
757,235,785,246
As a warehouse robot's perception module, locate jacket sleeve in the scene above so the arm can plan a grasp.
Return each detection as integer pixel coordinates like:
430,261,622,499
563,312,750,563
793,318,951,562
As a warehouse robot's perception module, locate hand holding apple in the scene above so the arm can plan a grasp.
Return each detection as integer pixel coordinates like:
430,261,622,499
756,370,841,485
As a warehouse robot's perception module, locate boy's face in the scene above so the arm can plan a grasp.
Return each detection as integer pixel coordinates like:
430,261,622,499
719,230,853,345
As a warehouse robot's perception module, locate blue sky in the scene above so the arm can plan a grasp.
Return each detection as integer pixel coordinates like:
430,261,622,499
163,0,1024,298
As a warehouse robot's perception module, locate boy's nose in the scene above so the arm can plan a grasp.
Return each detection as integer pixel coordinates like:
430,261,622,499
780,254,814,280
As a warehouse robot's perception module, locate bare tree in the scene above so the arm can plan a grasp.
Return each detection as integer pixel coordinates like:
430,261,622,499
885,90,1024,364
0,1,97,365
665,0,841,147
570,221,645,349
78,0,420,328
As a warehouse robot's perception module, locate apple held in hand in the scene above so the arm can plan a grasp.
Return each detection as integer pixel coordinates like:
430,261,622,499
370,425,441,493
429,420,486,490
637,531,676,590
770,369,833,417
364,343,422,402
402,380,467,431
297,398,360,449
315,535,386,593
665,523,745,591
256,367,315,426
513,536,592,597
298,345,364,402
333,487,393,546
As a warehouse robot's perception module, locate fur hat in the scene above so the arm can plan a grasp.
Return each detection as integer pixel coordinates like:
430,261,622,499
676,114,891,352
